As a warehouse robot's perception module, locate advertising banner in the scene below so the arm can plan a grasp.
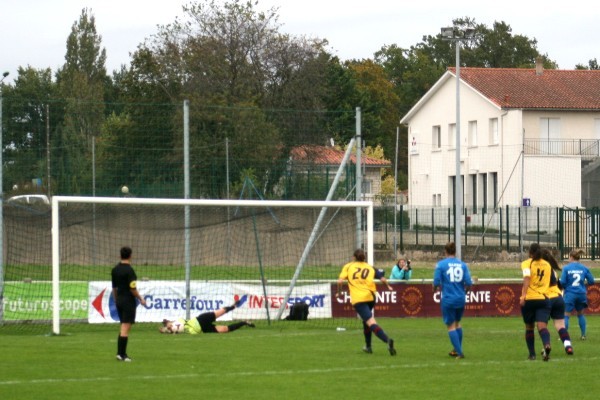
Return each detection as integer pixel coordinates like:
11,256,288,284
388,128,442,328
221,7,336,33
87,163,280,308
231,283,332,320
88,281,235,323
332,283,600,318
7,280,600,323
2,282,88,320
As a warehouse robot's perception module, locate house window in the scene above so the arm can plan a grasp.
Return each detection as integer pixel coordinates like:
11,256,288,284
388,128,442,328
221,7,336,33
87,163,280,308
481,173,488,212
489,118,499,145
540,118,560,154
471,174,477,214
468,120,477,147
448,123,456,149
490,172,498,211
432,125,441,150
432,193,441,206
449,175,464,212
362,180,372,194
595,119,600,141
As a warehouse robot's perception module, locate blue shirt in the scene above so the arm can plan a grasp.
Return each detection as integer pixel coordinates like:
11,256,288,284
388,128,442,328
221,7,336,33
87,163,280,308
433,257,472,307
390,265,412,280
560,262,595,295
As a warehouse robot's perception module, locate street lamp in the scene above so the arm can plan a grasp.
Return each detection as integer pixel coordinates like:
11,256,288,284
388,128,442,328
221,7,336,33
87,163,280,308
441,27,474,260
0,71,8,324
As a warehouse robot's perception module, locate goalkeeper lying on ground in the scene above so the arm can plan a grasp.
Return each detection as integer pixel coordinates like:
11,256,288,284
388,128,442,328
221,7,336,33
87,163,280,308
159,299,255,334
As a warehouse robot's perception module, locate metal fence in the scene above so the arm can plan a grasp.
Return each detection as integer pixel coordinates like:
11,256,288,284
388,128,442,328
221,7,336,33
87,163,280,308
373,205,600,261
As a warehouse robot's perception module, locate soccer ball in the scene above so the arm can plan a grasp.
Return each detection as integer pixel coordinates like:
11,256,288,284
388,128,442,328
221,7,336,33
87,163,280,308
121,186,129,194
169,321,184,334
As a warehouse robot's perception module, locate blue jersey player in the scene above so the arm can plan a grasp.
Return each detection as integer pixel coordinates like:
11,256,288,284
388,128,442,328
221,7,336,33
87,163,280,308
433,242,472,359
560,249,595,340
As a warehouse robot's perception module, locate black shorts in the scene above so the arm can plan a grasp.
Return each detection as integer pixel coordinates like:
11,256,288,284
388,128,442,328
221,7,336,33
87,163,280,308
521,298,551,325
116,301,137,324
550,296,566,320
196,312,218,333
354,301,375,322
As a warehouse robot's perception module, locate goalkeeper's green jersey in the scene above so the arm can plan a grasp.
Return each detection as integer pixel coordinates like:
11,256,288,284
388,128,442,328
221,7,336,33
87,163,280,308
178,317,202,334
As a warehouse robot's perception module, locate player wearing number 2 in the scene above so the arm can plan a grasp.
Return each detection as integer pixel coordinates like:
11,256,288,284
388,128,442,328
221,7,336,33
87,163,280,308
337,248,396,356
433,242,473,359
561,249,595,340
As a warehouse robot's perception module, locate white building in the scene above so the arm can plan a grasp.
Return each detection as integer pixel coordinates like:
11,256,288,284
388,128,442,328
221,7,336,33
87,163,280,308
401,62,600,210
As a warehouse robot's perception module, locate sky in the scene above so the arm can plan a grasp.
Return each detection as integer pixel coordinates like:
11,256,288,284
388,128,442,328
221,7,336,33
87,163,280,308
1,0,599,83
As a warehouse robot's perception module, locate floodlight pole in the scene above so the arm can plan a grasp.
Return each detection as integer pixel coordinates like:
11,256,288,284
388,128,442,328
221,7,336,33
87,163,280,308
441,27,474,260
0,71,8,324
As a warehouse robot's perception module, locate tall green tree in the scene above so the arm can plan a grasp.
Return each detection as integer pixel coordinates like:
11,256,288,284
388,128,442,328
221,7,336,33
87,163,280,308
345,60,400,157
55,8,107,194
121,0,333,198
1,67,57,194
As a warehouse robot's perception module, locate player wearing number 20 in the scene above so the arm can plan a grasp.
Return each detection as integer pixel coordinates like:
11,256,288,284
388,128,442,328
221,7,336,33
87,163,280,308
433,242,473,359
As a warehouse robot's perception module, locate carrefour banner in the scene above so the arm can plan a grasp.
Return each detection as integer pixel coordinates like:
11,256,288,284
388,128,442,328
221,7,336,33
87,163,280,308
88,281,235,323
88,281,331,323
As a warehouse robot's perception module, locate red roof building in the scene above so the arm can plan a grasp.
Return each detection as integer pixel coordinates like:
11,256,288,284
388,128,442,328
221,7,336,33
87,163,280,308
401,61,600,212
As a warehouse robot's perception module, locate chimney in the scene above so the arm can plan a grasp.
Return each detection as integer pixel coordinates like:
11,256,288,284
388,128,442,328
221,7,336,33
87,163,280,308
535,56,544,76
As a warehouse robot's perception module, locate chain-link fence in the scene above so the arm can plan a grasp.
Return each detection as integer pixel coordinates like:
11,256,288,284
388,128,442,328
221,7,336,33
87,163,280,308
2,98,361,201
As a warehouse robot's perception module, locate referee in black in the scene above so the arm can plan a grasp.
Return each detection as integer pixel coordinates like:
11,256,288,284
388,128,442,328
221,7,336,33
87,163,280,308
111,246,146,362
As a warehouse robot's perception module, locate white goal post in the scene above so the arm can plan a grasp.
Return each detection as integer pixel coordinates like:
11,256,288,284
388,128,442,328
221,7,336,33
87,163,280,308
51,196,374,334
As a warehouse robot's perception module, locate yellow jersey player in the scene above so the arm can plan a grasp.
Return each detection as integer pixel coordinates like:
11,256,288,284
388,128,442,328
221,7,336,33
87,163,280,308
337,248,396,356
520,243,552,361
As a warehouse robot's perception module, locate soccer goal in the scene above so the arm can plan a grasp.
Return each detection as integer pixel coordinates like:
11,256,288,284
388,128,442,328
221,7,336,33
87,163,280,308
23,196,374,334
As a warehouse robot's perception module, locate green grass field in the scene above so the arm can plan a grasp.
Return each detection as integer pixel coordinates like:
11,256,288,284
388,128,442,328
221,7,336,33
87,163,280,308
1,315,598,400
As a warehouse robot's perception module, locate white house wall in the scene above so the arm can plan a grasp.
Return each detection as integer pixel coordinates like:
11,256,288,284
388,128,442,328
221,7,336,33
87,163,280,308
409,77,506,207
523,111,600,140
407,77,585,208
522,156,581,206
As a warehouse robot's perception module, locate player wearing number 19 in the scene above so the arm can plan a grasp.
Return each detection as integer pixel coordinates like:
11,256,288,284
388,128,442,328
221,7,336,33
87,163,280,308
433,242,473,359
337,248,396,356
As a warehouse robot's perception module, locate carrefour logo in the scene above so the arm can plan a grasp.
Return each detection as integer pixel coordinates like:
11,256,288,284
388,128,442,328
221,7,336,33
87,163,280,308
91,288,119,321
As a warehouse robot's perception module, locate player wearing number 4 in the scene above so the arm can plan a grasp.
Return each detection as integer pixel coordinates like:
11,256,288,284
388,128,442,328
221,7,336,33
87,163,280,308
561,249,595,340
433,242,473,360
519,243,553,361
337,248,396,356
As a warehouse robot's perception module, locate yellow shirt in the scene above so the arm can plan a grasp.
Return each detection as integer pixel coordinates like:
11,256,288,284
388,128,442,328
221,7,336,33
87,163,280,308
521,258,552,300
338,260,377,305
547,270,562,299
175,317,202,334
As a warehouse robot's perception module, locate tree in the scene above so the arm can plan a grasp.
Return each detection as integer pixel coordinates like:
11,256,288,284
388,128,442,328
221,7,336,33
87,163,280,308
575,58,599,70
1,67,57,194
55,8,108,194
121,0,333,198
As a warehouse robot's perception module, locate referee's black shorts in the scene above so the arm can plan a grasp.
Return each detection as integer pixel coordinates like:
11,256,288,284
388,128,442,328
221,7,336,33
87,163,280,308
117,301,138,324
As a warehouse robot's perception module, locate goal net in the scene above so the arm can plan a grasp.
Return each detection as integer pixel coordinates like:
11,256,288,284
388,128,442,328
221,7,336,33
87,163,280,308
2,197,374,334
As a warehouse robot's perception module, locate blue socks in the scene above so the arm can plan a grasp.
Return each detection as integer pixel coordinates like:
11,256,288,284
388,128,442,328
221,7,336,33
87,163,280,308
449,330,462,356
